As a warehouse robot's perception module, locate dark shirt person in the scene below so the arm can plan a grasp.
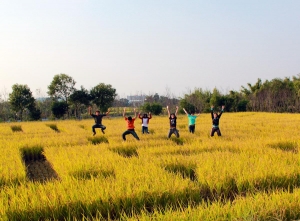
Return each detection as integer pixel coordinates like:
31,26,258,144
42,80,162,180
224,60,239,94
210,105,225,137
167,106,179,138
88,106,110,136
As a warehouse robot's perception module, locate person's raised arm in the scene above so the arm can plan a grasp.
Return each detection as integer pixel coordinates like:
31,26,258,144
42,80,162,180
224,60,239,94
133,108,137,119
183,108,188,116
105,108,110,115
166,106,170,117
123,108,126,118
138,111,142,119
148,112,152,119
211,105,214,119
175,106,179,116
219,105,225,118
88,106,92,116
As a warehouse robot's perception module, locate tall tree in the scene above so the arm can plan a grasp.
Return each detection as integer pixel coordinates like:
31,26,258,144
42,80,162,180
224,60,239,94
51,101,68,119
9,84,35,121
69,86,91,118
48,73,76,117
28,103,42,121
47,73,76,103
90,83,117,112
141,102,163,115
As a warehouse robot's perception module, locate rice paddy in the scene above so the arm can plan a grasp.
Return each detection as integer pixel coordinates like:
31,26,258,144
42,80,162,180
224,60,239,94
1,112,300,220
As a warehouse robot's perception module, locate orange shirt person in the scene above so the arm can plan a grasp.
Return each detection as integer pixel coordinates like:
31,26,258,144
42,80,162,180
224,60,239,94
122,108,140,141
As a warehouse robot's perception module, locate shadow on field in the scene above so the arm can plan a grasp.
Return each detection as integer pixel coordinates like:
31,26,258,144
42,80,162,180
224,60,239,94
267,141,298,153
11,125,23,132
164,163,197,181
45,123,60,133
88,136,109,145
20,146,60,183
109,146,139,158
170,137,184,145
154,146,241,156
71,169,115,180
7,172,300,220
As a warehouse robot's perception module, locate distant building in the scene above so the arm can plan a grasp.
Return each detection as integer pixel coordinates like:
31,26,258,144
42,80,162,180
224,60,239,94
127,95,146,105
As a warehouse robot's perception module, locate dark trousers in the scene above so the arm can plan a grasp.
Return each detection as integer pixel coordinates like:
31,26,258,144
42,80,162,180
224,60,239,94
211,127,221,136
189,125,195,133
168,128,179,138
122,129,140,141
92,124,106,133
142,126,149,134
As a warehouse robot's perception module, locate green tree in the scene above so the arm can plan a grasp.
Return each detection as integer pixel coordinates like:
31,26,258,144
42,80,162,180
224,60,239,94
224,90,248,112
9,84,35,121
69,86,91,118
47,74,76,103
48,74,76,117
241,78,262,96
28,104,42,121
179,99,196,114
51,101,68,119
210,88,223,107
90,83,117,112
141,102,163,115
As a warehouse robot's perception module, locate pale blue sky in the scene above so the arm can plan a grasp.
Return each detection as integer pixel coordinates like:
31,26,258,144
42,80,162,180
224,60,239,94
1,0,299,98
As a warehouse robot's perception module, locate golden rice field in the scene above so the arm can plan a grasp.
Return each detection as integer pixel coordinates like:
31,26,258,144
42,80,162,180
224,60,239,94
1,112,300,220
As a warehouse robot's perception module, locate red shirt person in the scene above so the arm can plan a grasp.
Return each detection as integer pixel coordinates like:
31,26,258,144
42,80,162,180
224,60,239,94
122,108,140,141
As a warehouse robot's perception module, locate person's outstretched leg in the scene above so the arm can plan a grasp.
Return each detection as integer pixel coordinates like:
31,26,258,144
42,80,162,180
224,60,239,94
122,130,131,141
92,124,100,135
168,129,173,138
174,129,180,138
130,130,140,140
100,125,106,134
217,128,221,136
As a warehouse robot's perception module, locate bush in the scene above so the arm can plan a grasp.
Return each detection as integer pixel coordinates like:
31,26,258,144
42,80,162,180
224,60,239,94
141,102,163,115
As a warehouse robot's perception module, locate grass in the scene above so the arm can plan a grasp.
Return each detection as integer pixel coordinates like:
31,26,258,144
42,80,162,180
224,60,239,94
20,145,45,162
1,113,300,220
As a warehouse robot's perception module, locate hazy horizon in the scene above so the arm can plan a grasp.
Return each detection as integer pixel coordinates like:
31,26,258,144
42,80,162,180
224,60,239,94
1,1,299,99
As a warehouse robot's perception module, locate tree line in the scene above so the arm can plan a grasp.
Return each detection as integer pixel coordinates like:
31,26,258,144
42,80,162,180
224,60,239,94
1,74,300,122
180,75,300,113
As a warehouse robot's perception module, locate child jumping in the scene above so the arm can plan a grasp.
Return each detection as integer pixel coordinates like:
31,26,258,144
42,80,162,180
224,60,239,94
183,108,200,134
122,108,140,141
88,106,110,136
167,106,179,138
210,105,225,136
138,112,152,134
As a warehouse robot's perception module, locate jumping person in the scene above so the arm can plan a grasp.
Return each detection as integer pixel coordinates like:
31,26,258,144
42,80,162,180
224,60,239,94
210,105,225,137
88,106,110,136
167,106,179,138
183,108,200,134
138,112,152,134
122,108,140,141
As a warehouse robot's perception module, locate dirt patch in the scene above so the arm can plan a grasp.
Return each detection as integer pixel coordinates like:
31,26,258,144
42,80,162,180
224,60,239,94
25,159,60,183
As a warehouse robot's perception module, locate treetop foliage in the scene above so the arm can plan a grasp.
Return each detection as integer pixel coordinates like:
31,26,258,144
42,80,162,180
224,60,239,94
48,73,76,102
2,74,300,122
